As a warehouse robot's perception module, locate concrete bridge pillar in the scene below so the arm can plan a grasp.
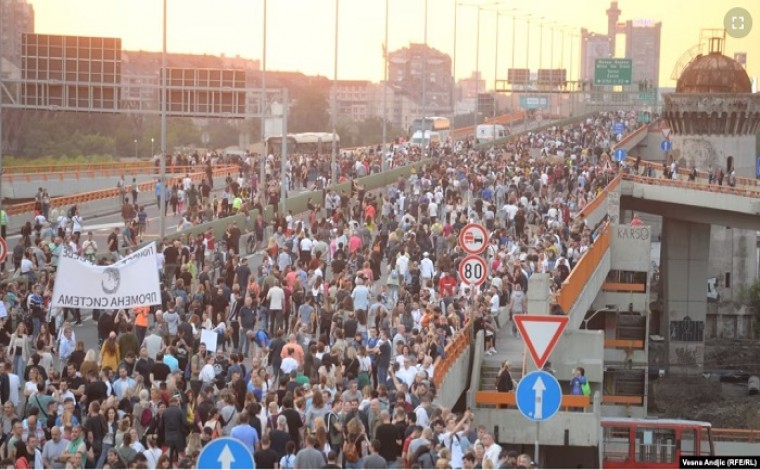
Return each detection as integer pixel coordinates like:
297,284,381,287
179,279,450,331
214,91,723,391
661,218,709,374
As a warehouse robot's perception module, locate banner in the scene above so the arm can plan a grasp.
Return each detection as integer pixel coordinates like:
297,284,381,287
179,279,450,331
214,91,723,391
52,244,162,309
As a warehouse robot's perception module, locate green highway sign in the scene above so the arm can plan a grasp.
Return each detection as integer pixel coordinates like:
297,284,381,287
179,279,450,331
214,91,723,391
594,58,633,85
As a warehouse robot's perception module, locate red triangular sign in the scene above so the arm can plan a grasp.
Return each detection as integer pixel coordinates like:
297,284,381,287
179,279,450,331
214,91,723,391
514,315,568,369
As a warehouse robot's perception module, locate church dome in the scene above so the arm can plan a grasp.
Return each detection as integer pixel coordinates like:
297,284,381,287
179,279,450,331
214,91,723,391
676,51,751,94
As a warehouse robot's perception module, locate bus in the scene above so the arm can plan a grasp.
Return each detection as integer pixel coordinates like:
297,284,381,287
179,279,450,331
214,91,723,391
266,132,339,155
410,117,451,146
601,418,714,469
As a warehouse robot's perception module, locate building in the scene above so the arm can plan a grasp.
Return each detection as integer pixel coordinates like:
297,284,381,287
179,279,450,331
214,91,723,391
580,1,662,89
388,43,453,116
622,19,662,88
334,79,374,123
0,0,34,70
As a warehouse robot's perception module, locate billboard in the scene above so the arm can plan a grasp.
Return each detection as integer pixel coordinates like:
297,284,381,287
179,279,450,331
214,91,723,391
594,58,633,85
163,68,247,117
21,34,122,110
519,96,549,110
537,69,567,86
507,68,530,84
582,36,611,82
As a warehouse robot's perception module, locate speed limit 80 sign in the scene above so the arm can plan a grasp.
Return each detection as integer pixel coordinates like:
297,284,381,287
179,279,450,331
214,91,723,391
459,255,488,286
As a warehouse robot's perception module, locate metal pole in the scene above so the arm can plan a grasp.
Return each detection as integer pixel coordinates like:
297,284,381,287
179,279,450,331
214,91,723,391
280,88,288,213
525,18,530,70
473,7,480,132
159,0,168,239
493,11,499,150
453,0,457,127
539,21,543,70
422,0,428,156
535,422,540,465
260,0,267,192
331,0,338,185
0,11,4,215
511,15,516,72
382,0,388,171
550,25,555,69
569,31,575,85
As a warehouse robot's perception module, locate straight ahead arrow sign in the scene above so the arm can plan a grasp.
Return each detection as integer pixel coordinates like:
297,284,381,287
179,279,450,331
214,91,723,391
533,376,546,419
218,445,236,470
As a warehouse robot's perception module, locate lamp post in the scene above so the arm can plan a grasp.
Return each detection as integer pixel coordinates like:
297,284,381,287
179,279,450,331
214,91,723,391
382,0,389,171
260,0,267,192
151,137,155,158
538,17,546,71
331,0,339,185
421,0,428,156
525,15,532,70
134,139,138,159
159,0,168,239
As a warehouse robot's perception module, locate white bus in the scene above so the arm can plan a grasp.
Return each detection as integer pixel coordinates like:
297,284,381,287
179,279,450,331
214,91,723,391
266,132,340,155
410,117,451,146
476,124,509,144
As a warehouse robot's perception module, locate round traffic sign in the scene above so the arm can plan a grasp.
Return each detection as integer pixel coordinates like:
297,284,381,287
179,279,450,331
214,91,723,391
0,237,7,264
458,223,489,255
458,255,488,286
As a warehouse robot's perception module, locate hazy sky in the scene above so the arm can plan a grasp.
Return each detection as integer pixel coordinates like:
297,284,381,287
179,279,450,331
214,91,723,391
28,0,760,88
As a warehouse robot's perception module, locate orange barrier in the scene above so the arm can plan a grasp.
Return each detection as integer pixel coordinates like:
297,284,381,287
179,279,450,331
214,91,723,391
450,111,526,140
556,222,612,314
601,395,643,405
578,175,621,220
475,391,592,411
711,428,760,443
3,165,214,181
433,321,472,390
601,282,646,293
603,339,645,349
4,160,157,175
5,165,238,217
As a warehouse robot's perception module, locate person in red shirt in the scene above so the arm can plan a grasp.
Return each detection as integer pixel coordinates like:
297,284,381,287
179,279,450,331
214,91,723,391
438,271,457,298
402,426,423,468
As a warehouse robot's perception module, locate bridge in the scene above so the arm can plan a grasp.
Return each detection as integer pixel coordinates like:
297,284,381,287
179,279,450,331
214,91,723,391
429,124,760,465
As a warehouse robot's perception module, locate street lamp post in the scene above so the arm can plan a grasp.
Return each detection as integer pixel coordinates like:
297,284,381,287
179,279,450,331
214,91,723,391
421,0,428,156
151,137,155,158
473,5,481,133
382,0,389,171
134,139,138,159
280,88,288,214
260,0,267,193
538,17,545,70
331,0,339,185
159,0,168,239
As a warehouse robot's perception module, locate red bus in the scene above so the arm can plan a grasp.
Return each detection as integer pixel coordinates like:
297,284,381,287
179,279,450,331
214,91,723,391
601,417,715,469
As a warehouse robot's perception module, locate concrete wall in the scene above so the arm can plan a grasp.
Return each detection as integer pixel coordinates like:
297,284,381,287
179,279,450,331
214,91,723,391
610,224,652,273
472,393,602,447
527,274,552,316
567,250,612,329
466,332,485,410
437,338,472,410
661,218,709,374
525,329,605,387
670,134,757,177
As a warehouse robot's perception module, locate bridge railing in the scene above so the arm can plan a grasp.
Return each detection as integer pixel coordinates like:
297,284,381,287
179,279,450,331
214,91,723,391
5,165,238,216
432,320,472,390
621,173,760,197
3,165,216,183
556,221,612,314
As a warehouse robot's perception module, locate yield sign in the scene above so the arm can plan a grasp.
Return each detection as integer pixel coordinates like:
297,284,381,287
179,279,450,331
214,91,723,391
661,128,671,139
514,315,568,369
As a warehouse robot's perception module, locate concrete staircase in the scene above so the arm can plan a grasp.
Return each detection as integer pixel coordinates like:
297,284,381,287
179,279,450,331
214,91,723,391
477,316,527,403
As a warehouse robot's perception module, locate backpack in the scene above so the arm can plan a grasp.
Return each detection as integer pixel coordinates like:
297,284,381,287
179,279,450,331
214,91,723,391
140,407,153,428
343,434,361,463
581,381,591,396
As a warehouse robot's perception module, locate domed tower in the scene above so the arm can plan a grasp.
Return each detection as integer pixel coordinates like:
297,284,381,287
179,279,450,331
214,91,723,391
663,36,760,174
662,35,760,339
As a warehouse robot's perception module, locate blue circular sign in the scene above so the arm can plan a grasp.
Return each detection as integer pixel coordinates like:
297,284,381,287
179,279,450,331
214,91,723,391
613,148,627,162
515,370,563,422
197,437,255,470
661,140,672,152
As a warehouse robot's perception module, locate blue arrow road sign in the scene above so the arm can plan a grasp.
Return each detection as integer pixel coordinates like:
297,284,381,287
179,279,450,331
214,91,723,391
613,122,624,134
516,370,563,422
197,437,255,470
660,140,672,152
613,148,627,162
756,156,760,178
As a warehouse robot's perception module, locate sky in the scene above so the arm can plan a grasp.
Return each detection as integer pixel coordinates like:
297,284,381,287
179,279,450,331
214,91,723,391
27,0,760,88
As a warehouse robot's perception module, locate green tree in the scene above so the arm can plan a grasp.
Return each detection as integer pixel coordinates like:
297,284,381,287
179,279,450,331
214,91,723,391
288,88,330,133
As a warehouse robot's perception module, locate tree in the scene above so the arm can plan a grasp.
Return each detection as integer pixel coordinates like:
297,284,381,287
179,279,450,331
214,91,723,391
288,87,330,133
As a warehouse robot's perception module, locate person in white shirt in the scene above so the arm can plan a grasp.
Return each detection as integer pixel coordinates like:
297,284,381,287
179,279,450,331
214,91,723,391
280,348,299,375
199,355,217,385
482,432,502,468
395,251,410,284
420,253,435,281
267,280,286,331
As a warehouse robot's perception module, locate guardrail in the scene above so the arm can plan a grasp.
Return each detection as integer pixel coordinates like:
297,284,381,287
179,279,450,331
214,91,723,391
601,282,646,293
432,321,472,390
621,173,760,197
625,156,760,190
474,390,592,411
3,160,157,175
712,428,760,443
5,165,238,216
556,222,612,314
3,165,214,183
611,124,650,153
578,175,621,221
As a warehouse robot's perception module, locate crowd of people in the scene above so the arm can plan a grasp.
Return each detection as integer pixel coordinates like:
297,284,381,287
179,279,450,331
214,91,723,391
0,110,639,469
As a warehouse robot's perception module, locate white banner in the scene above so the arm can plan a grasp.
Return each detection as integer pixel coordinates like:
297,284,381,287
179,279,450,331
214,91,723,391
52,244,162,310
